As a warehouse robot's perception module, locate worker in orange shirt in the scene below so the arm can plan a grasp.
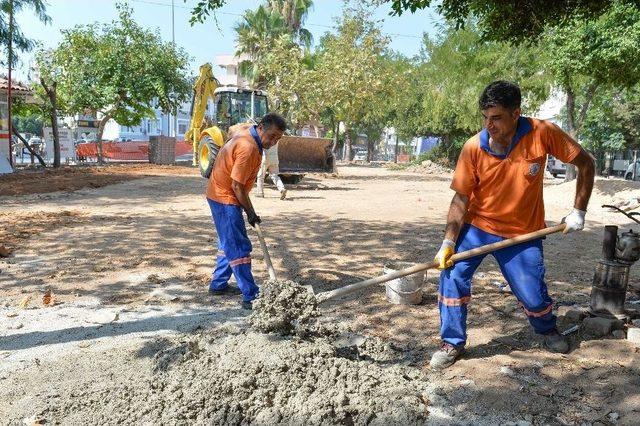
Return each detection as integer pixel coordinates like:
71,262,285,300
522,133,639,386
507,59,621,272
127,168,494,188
206,113,287,310
430,81,595,369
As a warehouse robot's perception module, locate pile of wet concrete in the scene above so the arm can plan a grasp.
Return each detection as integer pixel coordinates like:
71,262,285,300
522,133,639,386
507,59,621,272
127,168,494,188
34,280,430,425
250,279,320,335
41,330,428,425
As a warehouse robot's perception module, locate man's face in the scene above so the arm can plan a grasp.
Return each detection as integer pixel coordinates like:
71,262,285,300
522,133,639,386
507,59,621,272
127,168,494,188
258,124,284,149
481,105,520,142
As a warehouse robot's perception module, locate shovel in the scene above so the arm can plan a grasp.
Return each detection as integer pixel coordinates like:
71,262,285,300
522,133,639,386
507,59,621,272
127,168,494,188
314,223,566,303
255,223,277,281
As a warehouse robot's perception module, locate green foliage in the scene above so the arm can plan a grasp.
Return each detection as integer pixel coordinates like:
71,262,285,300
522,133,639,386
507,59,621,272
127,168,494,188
190,0,633,44
12,114,43,136
313,9,390,135
0,0,50,66
234,1,314,86
543,2,640,91
188,0,225,25
582,85,640,151
386,0,629,43
54,2,191,133
258,36,316,127
395,21,549,161
267,0,314,47
541,0,640,157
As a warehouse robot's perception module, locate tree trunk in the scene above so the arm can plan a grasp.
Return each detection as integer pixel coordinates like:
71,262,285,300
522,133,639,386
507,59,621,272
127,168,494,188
40,77,61,167
12,127,46,167
563,83,598,182
331,120,339,156
96,115,111,165
344,127,352,163
394,133,399,163
49,83,60,168
366,136,374,163
564,88,578,182
633,150,638,181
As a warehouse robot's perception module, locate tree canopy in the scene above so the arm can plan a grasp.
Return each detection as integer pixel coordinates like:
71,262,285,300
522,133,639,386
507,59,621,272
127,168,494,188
234,1,313,86
188,0,637,43
385,0,635,42
0,0,50,66
53,2,192,161
190,0,640,168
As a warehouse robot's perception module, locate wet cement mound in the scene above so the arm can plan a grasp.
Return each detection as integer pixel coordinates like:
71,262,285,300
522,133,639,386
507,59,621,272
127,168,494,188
42,332,429,425
250,279,320,334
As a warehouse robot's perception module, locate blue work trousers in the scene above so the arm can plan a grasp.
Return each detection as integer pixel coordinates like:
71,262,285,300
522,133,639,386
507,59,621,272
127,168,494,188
439,224,556,347
207,198,259,302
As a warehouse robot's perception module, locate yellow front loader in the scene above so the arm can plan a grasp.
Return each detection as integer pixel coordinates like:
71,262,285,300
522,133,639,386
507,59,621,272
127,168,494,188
186,63,334,179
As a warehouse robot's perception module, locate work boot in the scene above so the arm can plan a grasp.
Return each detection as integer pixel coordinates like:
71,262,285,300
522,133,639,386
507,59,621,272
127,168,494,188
209,286,241,296
429,342,465,370
241,300,253,310
543,330,569,353
280,189,287,200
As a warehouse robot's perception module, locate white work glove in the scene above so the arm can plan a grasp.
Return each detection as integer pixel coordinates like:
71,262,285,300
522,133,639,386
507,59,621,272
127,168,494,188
561,208,586,234
434,239,456,269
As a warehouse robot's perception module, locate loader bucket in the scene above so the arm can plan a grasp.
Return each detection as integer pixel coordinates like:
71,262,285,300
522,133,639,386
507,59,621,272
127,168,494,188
277,136,335,174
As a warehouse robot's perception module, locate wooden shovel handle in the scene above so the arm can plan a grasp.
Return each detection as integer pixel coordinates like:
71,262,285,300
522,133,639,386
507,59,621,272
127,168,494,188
255,223,277,281
316,223,566,303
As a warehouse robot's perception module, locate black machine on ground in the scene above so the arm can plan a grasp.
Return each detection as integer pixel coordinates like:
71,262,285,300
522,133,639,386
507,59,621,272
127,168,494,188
590,205,640,320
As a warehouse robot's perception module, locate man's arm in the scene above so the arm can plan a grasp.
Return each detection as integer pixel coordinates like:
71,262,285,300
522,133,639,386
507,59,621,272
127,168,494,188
569,149,595,211
435,192,469,269
561,149,595,234
444,192,470,242
231,179,260,226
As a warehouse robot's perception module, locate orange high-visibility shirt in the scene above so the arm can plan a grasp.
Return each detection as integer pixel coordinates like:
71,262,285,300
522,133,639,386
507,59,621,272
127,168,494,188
207,129,262,205
451,117,582,238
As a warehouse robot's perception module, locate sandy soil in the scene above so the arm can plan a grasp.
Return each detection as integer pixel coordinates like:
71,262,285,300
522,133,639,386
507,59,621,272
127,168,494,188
0,163,198,197
1,163,639,425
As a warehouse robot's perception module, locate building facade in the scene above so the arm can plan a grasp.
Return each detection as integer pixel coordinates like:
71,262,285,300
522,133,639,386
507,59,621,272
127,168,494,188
215,54,250,88
1,77,32,173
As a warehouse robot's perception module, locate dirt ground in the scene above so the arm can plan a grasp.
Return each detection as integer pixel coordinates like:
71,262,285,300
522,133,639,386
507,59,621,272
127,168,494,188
1,163,640,425
0,163,198,197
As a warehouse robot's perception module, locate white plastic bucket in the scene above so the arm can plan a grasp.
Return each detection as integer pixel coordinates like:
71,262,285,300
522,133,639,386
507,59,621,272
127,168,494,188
383,262,424,305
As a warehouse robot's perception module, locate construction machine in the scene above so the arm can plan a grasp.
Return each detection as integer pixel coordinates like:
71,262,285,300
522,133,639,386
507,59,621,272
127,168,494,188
185,63,334,179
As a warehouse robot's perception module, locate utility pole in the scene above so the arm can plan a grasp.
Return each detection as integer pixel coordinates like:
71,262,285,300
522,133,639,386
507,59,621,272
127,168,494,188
171,0,178,139
7,0,14,168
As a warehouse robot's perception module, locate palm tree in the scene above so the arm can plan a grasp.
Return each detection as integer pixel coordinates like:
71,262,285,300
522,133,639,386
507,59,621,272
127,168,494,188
234,5,289,60
234,1,314,86
266,0,314,49
234,5,290,86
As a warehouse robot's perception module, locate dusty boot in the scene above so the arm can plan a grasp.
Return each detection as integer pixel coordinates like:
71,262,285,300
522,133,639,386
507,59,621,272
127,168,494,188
543,330,569,353
279,189,287,200
241,300,253,310
429,342,465,370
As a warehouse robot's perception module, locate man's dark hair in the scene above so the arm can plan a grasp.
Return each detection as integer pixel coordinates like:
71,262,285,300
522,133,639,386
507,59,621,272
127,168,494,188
259,113,287,131
479,81,521,111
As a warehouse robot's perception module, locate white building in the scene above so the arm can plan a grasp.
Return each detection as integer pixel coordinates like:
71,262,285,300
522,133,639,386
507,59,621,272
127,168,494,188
101,99,192,141
215,54,250,88
1,77,32,173
534,90,565,126
381,127,419,160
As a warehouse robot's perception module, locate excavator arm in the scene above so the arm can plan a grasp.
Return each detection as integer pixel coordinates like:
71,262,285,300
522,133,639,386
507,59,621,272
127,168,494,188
186,63,219,166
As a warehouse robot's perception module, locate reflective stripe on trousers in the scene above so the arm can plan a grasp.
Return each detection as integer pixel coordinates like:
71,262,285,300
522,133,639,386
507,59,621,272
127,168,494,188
208,198,259,302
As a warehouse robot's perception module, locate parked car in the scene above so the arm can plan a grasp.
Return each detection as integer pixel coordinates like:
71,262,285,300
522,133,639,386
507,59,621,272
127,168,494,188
27,137,45,156
546,155,566,177
625,160,640,181
353,150,367,162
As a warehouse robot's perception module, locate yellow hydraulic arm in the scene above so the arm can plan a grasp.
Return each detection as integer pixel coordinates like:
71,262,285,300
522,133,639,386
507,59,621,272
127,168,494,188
186,63,219,166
